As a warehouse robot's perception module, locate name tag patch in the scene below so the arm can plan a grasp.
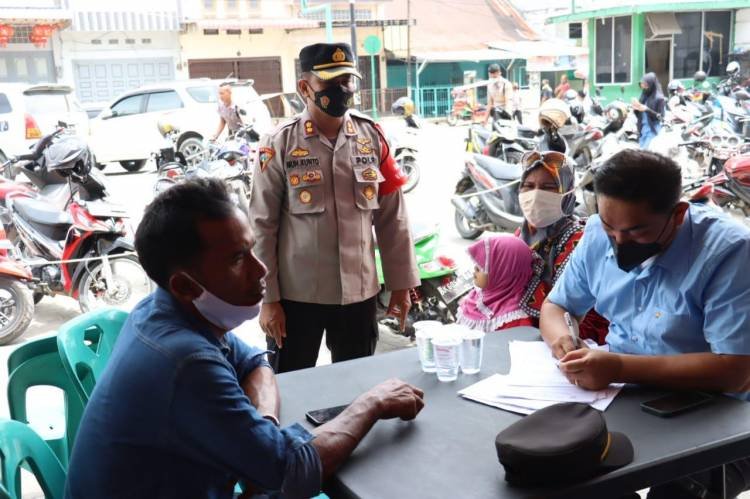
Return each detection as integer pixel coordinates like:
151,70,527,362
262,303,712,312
355,156,377,165
286,157,320,169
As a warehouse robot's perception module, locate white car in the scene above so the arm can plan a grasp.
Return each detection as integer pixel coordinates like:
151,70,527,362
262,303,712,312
88,79,273,172
0,83,90,164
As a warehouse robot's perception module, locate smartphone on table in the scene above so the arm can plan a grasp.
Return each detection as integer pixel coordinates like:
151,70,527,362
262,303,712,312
640,392,714,418
305,404,349,426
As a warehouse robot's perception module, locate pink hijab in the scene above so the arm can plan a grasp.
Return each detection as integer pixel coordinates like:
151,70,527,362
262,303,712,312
457,235,534,332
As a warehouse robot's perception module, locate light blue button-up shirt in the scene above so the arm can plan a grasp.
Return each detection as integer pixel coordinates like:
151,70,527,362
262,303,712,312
548,204,750,357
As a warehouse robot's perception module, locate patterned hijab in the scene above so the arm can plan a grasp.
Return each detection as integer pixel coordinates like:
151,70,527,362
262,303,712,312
457,235,533,332
518,157,577,283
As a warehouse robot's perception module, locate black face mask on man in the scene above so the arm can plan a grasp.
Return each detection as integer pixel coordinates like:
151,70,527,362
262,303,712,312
307,82,354,118
608,210,676,272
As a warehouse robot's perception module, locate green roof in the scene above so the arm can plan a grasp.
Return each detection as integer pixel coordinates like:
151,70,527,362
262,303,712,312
547,1,746,24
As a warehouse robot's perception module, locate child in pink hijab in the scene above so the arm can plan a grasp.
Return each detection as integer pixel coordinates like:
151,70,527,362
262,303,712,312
457,235,535,332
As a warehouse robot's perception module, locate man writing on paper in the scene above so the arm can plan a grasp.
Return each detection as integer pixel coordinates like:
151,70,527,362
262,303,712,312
539,149,750,499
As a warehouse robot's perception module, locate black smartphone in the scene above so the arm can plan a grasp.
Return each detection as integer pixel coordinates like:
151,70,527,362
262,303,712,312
305,404,348,426
641,392,714,418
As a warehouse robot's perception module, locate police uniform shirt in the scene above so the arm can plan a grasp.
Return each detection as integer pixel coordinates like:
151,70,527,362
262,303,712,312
249,108,420,306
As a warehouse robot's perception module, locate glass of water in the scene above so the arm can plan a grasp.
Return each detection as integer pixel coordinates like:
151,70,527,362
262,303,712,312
459,330,485,374
431,336,462,382
414,321,443,373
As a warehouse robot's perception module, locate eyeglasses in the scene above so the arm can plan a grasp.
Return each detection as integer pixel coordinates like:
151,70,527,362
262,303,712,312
521,151,566,171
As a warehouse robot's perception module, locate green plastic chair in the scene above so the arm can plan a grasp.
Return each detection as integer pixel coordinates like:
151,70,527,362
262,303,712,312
7,348,86,469
7,335,58,378
0,419,66,499
56,309,128,403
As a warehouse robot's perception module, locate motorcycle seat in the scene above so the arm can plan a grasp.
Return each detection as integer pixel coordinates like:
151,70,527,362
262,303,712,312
473,154,522,181
14,197,72,227
471,126,492,140
516,125,538,138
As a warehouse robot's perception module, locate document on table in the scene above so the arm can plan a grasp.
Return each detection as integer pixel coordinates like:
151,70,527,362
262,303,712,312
458,340,623,415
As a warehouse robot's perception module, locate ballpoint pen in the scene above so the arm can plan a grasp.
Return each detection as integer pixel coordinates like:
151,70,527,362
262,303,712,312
563,311,581,348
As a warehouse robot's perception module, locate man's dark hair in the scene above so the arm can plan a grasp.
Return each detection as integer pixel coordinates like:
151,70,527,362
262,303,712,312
593,149,682,214
135,178,238,289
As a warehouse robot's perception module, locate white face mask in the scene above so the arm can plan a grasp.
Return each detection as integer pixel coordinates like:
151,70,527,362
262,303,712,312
519,189,569,228
184,274,260,331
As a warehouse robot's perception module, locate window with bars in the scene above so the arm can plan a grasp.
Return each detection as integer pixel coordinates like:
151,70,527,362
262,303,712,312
8,25,32,44
301,9,373,21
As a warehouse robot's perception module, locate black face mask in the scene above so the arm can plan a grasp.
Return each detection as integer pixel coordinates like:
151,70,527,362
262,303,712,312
608,212,675,272
309,83,354,118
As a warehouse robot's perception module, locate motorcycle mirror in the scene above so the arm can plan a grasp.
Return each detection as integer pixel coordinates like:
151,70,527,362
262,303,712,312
239,108,247,116
57,120,69,128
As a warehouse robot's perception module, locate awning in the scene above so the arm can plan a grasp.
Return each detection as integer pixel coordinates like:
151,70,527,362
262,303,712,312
646,12,682,38
72,11,180,32
196,18,318,30
0,8,73,27
487,40,588,58
547,0,750,24
411,49,513,63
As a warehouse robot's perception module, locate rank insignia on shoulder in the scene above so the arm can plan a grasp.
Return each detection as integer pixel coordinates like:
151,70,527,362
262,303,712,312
363,185,376,200
290,147,309,157
289,174,301,186
299,189,313,204
362,168,378,181
358,144,373,154
259,147,275,172
304,120,315,136
346,120,355,135
356,137,372,145
302,170,322,184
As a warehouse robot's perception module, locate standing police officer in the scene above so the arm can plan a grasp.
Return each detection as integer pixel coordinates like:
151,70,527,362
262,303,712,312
249,43,420,373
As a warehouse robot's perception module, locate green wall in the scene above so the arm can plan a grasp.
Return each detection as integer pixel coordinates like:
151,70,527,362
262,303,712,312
387,60,527,92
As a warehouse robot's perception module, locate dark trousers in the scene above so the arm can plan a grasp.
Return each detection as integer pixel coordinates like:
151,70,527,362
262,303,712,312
267,298,379,374
513,110,523,124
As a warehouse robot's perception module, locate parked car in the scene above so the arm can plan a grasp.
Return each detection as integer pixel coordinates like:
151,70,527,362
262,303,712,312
0,83,89,168
88,79,273,172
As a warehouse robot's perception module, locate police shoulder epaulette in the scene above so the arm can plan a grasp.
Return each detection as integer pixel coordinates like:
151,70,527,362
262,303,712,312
267,115,302,137
347,109,375,123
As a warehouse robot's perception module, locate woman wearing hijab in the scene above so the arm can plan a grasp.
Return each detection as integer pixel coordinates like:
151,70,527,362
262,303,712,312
514,151,609,344
632,72,666,149
456,235,535,333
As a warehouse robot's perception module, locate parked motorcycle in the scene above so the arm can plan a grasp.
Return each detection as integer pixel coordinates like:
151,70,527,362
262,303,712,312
448,88,487,126
715,80,750,139
375,220,473,336
684,146,750,220
1,125,153,313
0,222,34,344
154,138,252,213
389,97,421,193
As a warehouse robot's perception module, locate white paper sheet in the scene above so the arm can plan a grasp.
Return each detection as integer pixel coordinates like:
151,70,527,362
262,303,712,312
458,341,623,414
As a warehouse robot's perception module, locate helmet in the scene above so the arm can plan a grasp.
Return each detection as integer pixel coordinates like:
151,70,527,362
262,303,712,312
538,98,570,129
391,96,415,117
157,117,179,137
727,61,740,76
694,70,707,83
43,136,92,177
563,88,578,102
569,101,584,124
667,80,685,95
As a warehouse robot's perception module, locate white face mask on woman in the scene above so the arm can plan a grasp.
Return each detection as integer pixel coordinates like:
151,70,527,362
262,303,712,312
518,189,568,228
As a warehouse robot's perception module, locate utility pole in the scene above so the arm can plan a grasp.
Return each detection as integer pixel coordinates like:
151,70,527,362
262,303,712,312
406,0,411,98
350,0,358,61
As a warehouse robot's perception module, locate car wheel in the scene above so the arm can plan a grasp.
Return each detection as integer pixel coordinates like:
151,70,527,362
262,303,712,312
119,160,146,172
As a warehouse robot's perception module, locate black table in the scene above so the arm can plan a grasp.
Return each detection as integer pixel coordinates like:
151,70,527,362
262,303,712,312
277,327,750,499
